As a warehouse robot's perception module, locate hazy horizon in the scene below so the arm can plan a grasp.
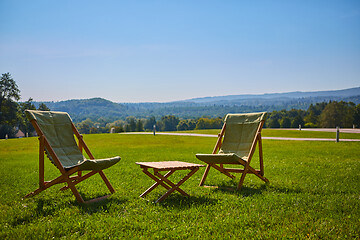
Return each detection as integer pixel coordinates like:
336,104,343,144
24,86,359,104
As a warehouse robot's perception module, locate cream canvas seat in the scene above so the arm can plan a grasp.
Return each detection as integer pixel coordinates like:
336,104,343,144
24,110,121,204
196,112,269,190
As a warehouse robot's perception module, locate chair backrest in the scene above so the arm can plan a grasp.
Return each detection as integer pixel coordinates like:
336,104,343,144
25,110,84,169
218,112,267,159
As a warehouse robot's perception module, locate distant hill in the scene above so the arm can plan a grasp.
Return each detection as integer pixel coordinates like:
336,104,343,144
185,87,360,103
34,87,360,122
36,98,127,122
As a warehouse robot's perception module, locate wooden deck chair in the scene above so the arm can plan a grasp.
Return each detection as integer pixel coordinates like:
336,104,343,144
196,112,269,190
24,110,121,204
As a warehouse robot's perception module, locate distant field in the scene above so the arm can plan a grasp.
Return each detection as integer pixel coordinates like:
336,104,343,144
1,134,359,239
179,129,360,139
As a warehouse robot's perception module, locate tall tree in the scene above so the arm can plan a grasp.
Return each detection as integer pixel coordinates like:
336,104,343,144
126,117,137,132
177,120,189,131
280,117,291,128
38,103,50,111
354,104,360,128
268,118,280,128
159,115,179,131
291,115,305,128
0,73,21,138
320,101,355,128
136,119,144,132
0,73,20,114
76,118,94,134
144,116,156,130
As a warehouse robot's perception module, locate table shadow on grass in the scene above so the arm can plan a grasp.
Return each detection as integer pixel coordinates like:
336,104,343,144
150,195,217,209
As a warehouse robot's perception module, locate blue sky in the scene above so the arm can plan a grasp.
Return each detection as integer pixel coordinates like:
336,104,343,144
1,1,359,102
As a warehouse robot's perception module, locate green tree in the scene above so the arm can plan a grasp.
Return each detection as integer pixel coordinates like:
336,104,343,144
126,117,136,132
144,116,156,131
354,104,360,128
177,120,189,131
0,73,20,117
125,124,131,132
304,104,319,127
38,103,50,111
107,119,126,129
136,119,144,132
195,117,223,129
159,115,179,131
280,117,291,128
18,98,36,137
319,101,354,128
76,118,93,134
114,125,124,133
291,115,305,128
268,118,280,128
0,99,19,138
210,117,223,129
0,73,21,138
90,127,99,134
187,119,197,130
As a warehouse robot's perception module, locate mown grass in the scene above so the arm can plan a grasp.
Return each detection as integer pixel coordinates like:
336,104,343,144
180,129,360,139
1,133,359,239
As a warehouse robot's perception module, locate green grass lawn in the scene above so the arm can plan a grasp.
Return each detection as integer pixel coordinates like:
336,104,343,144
1,133,359,239
180,129,360,139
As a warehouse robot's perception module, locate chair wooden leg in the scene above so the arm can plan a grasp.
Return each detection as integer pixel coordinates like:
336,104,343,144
246,165,269,183
59,169,85,203
24,187,46,199
237,164,249,191
61,174,84,203
199,164,211,186
210,163,236,179
25,174,66,198
99,170,115,194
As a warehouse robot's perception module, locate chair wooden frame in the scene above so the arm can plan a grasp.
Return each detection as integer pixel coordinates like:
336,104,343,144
199,119,269,190
24,119,116,204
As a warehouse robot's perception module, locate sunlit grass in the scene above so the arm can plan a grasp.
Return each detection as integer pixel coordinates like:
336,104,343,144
1,133,359,239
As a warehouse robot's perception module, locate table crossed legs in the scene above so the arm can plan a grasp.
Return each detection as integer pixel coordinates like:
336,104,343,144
136,161,204,203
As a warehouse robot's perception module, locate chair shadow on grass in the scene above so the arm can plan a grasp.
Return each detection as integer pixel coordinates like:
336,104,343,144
214,184,268,197
11,198,69,227
13,193,127,226
208,180,302,197
75,193,128,215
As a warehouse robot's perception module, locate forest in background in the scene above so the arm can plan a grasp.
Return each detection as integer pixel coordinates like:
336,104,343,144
1,72,360,138
72,101,360,135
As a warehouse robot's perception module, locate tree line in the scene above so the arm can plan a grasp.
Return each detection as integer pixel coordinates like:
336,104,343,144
1,72,359,138
75,115,223,134
266,101,360,129
76,100,360,135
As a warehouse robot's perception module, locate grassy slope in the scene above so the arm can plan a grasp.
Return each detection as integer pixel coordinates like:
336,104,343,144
1,133,359,239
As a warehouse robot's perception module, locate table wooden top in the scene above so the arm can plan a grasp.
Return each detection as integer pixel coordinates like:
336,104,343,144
136,161,204,170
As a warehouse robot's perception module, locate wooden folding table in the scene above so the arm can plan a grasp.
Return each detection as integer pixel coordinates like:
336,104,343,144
136,161,204,203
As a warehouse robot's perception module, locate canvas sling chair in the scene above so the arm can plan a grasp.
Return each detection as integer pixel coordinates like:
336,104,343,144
196,112,269,190
24,110,121,204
